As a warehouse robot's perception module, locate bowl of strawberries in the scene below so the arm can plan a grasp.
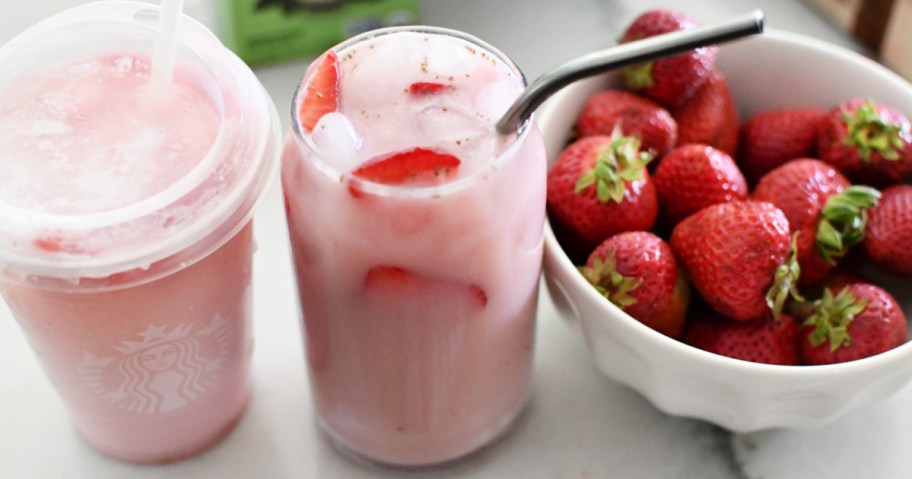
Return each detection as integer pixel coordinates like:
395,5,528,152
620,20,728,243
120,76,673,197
540,9,912,432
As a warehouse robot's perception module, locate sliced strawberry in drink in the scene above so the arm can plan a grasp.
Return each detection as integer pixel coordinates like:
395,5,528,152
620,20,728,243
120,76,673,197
408,82,450,96
364,265,488,311
352,147,460,186
34,235,83,254
298,51,340,131
364,265,413,287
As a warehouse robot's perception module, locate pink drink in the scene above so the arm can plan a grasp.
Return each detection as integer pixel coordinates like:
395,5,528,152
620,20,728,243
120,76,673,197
0,3,279,463
283,28,546,466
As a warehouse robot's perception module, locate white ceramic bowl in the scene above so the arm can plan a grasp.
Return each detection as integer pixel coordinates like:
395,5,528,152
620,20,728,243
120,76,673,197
540,30,912,432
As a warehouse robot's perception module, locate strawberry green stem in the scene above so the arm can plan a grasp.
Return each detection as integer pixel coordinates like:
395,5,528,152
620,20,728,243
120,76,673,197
766,233,805,318
578,249,642,309
574,125,653,203
804,288,868,352
841,99,906,161
816,185,881,265
621,62,656,91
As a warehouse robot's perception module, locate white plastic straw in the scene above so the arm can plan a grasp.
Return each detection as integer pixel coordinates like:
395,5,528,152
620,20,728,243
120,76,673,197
150,0,185,86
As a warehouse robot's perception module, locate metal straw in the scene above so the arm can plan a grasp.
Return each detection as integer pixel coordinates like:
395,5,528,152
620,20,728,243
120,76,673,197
495,10,765,135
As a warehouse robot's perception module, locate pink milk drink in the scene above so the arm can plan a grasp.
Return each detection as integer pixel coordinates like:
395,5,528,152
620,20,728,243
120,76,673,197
0,2,280,463
282,27,547,466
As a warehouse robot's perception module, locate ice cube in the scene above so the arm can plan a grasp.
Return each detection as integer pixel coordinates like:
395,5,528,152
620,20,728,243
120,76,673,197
473,79,521,123
343,35,423,111
415,105,488,145
426,37,476,79
310,112,364,172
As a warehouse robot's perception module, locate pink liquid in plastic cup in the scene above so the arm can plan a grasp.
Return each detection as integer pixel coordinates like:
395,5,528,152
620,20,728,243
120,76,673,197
282,27,547,466
0,2,280,463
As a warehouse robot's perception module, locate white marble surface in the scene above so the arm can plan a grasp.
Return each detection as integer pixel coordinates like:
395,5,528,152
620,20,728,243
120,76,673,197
0,1,906,478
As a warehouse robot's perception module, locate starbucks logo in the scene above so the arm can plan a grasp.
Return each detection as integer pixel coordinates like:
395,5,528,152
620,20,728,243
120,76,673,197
77,313,232,414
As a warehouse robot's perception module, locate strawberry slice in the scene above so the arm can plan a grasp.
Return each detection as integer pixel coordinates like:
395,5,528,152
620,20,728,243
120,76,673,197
364,265,488,311
352,147,460,186
34,235,83,254
408,82,450,96
298,51,340,131
364,265,412,287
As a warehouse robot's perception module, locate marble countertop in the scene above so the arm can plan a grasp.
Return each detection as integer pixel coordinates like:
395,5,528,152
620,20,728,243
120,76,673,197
0,1,904,478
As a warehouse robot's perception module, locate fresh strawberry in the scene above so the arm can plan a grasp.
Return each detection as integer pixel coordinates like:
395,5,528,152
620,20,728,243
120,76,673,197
752,159,880,285
408,82,450,96
738,108,824,184
576,90,678,157
715,82,741,157
818,98,912,186
669,70,740,156
818,272,867,294
670,201,803,321
619,10,718,108
547,133,657,262
298,50,340,131
351,147,460,187
364,265,488,311
800,283,907,364
652,144,747,227
864,184,912,275
684,311,801,365
579,231,689,338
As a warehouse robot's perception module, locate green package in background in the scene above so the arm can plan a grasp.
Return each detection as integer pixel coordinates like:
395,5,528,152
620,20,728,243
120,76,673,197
220,0,420,66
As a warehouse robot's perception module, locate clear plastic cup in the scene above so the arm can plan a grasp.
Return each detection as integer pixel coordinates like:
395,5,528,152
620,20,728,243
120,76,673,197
282,27,547,466
0,1,280,463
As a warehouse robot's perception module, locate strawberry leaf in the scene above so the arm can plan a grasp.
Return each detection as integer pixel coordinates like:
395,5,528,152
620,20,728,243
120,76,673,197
766,232,805,318
573,126,652,204
841,99,906,162
574,171,596,193
578,250,642,309
804,287,869,351
621,62,655,91
816,185,881,264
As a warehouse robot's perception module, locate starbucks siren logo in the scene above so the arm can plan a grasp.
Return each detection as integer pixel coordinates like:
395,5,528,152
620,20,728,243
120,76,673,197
77,313,232,414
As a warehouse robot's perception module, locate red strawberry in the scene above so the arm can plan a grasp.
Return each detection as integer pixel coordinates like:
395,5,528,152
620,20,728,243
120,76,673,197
351,147,460,190
670,70,740,156
652,144,748,227
408,82,450,96
685,311,801,365
670,201,802,321
800,283,907,364
576,90,678,157
364,265,488,311
752,159,879,285
579,232,689,338
547,133,657,262
619,10,718,107
819,272,867,293
864,184,912,275
715,83,741,157
818,98,912,186
738,108,824,184
298,51,340,131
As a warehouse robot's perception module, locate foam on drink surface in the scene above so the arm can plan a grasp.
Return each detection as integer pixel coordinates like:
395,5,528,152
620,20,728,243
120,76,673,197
0,54,221,216
304,32,524,178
